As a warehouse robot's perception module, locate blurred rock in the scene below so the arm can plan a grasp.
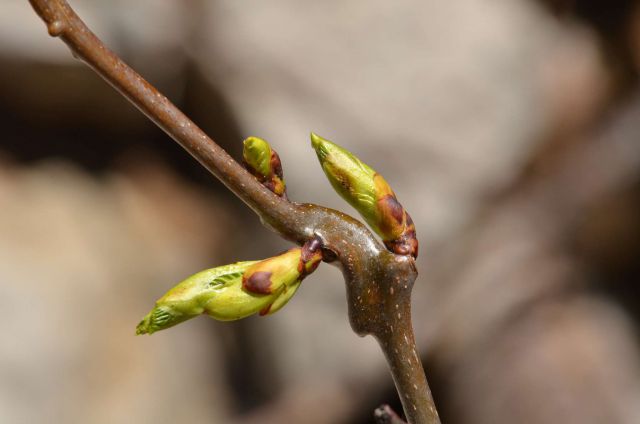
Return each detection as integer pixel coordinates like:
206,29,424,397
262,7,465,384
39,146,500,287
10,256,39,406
0,159,234,423
450,296,640,424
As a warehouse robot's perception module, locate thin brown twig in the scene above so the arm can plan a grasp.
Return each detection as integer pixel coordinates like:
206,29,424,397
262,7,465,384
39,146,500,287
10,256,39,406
27,0,298,239
374,405,409,424
27,1,440,423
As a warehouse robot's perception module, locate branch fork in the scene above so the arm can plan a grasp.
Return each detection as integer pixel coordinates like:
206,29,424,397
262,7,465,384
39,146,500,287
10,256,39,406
28,1,440,423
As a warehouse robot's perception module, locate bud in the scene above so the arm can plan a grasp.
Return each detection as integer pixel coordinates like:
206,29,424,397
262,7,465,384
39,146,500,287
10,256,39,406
243,238,322,315
310,133,418,258
243,136,286,197
136,261,258,335
136,241,323,334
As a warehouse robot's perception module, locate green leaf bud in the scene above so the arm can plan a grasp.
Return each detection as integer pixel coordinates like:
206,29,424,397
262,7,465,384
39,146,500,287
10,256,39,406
310,133,418,258
243,136,272,177
136,261,259,334
258,238,323,316
242,241,322,315
136,240,323,334
261,280,301,316
242,248,303,295
243,136,286,197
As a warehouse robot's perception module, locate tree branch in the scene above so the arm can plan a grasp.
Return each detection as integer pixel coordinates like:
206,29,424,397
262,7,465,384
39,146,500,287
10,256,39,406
27,1,440,423
28,0,299,239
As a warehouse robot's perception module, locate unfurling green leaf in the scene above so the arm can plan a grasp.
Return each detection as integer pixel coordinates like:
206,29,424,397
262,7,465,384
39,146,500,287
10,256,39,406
243,136,286,197
136,241,323,335
136,261,256,335
310,133,418,258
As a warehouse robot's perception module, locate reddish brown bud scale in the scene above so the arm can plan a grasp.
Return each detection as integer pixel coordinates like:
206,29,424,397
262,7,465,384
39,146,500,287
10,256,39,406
384,212,418,257
259,303,272,316
270,150,284,180
376,194,406,237
299,237,323,277
243,271,274,294
268,149,287,197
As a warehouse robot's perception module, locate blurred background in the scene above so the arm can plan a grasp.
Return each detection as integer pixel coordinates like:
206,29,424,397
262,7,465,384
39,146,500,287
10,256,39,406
1,0,640,423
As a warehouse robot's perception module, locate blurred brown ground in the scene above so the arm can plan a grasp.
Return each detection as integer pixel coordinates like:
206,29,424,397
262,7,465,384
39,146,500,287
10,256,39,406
1,1,639,423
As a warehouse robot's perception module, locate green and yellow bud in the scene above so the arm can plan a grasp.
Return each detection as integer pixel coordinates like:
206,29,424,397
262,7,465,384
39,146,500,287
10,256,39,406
243,136,286,197
242,239,323,315
310,133,418,258
263,280,301,315
136,240,323,334
242,249,304,295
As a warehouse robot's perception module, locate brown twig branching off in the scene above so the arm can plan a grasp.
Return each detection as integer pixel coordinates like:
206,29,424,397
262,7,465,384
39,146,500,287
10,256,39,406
27,1,440,423
374,404,409,424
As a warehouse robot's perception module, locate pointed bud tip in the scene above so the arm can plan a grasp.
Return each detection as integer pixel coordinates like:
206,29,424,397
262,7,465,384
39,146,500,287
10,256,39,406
310,132,327,148
243,136,273,178
135,306,177,335
310,132,333,161
243,136,267,149
135,316,152,335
